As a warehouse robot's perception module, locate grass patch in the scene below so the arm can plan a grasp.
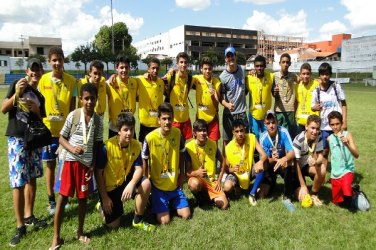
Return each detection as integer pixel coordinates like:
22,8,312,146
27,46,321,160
0,83,375,249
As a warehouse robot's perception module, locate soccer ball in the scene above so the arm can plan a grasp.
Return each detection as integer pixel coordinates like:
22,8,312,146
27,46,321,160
301,194,313,208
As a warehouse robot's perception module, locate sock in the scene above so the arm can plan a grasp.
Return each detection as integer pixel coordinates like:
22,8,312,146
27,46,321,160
250,172,265,196
133,214,143,224
48,195,55,204
339,196,352,208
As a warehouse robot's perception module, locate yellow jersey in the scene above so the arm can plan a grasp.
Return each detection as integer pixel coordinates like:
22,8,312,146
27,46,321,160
166,73,190,123
225,134,256,190
295,79,319,126
246,72,273,120
137,76,164,127
145,127,183,191
186,138,218,185
192,75,220,123
38,72,77,137
103,136,141,192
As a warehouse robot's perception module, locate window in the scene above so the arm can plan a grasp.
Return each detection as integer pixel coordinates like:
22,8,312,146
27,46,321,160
37,47,44,55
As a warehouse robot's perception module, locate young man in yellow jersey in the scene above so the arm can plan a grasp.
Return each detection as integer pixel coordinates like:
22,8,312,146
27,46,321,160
295,63,319,134
191,57,221,142
137,57,165,143
246,55,273,139
107,55,138,138
186,119,228,209
272,53,298,138
223,120,268,206
163,52,193,140
78,60,108,118
142,102,190,224
38,46,77,214
94,113,154,231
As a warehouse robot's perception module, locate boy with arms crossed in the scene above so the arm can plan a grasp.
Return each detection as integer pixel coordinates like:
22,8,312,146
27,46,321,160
137,57,165,143
38,46,77,214
50,84,103,249
95,113,154,231
186,119,228,209
295,63,319,134
246,55,273,139
191,57,221,142
293,115,325,205
327,111,359,208
223,120,268,206
142,103,190,224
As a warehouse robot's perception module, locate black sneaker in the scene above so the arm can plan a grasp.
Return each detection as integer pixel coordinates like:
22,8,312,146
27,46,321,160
9,226,26,247
24,215,48,229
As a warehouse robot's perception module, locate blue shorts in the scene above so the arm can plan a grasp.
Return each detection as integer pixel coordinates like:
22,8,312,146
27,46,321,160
42,137,59,161
250,116,266,140
8,136,43,188
151,185,189,214
321,130,333,149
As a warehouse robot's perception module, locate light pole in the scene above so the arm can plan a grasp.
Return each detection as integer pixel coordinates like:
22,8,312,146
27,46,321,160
111,0,114,54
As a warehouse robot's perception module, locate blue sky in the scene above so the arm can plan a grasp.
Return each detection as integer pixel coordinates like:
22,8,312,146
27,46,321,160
1,0,375,54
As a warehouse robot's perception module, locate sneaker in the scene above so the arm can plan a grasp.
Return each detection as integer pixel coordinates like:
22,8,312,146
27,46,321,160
9,226,26,247
47,202,56,215
248,194,257,206
311,195,323,206
282,197,296,212
24,215,48,229
132,220,156,232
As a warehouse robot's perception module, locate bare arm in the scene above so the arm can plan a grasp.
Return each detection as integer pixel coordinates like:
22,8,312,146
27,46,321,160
122,166,143,201
342,132,359,159
254,140,268,173
341,100,347,130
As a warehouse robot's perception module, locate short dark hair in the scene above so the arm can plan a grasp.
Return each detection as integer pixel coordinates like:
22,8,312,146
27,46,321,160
318,62,332,76
254,55,266,66
193,119,208,132
328,111,343,124
48,46,64,60
158,102,173,118
300,62,312,73
90,60,104,72
200,57,213,68
148,57,160,67
116,112,135,130
80,83,98,98
306,114,321,126
176,52,189,62
232,119,245,130
279,53,291,63
115,54,130,68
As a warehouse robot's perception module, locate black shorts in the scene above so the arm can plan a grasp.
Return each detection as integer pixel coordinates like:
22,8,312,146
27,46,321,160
100,173,145,224
292,164,314,191
139,124,157,144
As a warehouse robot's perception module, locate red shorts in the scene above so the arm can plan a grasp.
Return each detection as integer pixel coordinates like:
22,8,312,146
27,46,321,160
172,119,192,140
59,161,92,199
207,116,220,141
331,172,354,204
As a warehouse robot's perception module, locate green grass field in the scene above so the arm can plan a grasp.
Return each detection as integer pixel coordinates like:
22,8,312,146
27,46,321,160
0,83,375,249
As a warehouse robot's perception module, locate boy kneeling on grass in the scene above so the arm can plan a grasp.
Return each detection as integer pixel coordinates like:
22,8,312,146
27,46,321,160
327,111,359,208
50,84,103,249
94,112,155,231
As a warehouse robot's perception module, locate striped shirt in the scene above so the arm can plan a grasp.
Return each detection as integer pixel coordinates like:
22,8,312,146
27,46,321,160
293,131,323,167
60,108,103,166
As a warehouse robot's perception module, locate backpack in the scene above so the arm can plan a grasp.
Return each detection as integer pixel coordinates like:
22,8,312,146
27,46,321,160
164,71,192,103
316,80,340,103
351,184,371,212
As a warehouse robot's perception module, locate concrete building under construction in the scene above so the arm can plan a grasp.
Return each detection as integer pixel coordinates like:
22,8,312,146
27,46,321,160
257,31,304,63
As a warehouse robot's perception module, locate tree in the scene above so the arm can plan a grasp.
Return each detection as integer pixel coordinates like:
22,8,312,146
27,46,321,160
70,43,97,73
94,22,132,55
122,45,140,70
15,58,24,70
97,49,115,74
75,62,81,71
161,57,173,72
236,52,247,66
141,56,152,66
202,47,223,67
28,54,46,65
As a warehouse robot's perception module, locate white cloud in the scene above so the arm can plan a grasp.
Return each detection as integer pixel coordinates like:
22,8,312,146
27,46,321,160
341,0,376,31
0,0,143,54
319,20,347,40
234,0,285,4
243,10,309,38
175,0,211,11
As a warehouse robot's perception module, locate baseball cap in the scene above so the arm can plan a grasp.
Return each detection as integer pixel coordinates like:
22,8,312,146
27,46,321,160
265,110,277,120
27,58,43,69
225,47,236,56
